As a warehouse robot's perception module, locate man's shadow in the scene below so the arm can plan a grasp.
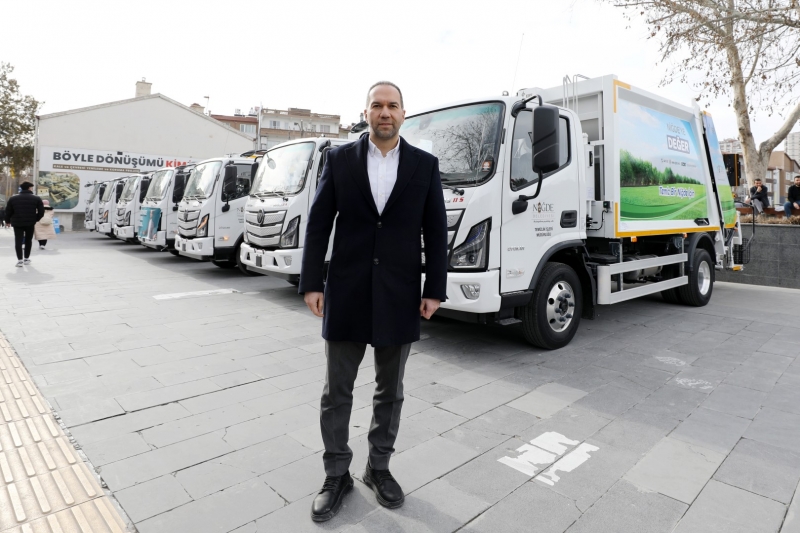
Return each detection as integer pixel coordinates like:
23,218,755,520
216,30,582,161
5,264,55,284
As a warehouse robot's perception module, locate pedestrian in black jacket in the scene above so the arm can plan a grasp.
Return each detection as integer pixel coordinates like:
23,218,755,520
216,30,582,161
784,176,800,218
4,182,45,267
746,178,770,215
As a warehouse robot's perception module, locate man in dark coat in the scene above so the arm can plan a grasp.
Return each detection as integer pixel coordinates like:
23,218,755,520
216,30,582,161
300,81,448,522
746,177,770,215
4,182,45,267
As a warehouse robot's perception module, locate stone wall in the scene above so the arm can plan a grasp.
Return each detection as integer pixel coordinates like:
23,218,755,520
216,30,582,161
717,224,800,289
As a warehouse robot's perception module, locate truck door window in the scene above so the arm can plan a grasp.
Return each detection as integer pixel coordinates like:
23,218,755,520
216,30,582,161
221,164,253,202
510,111,570,191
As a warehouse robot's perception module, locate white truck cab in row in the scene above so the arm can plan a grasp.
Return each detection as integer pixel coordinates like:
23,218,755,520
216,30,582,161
240,137,351,282
173,154,258,273
83,181,106,231
113,173,151,243
405,74,741,349
96,176,128,237
139,165,192,252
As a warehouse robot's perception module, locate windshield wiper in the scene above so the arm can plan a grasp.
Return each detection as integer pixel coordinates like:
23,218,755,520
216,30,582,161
442,183,465,196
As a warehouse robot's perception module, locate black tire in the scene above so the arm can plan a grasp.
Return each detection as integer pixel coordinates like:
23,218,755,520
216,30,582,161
660,263,683,304
521,262,583,350
677,248,714,306
236,244,259,276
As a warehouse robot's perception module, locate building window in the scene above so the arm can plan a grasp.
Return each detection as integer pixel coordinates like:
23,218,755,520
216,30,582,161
240,124,256,135
320,125,331,133
269,120,281,129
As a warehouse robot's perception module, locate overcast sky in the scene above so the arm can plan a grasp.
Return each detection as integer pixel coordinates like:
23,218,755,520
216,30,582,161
3,0,797,147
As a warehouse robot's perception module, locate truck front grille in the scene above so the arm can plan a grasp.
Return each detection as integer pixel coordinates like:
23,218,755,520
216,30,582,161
178,208,200,237
245,209,286,250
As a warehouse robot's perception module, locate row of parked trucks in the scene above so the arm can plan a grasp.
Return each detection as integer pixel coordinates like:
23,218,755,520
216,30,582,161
82,75,747,349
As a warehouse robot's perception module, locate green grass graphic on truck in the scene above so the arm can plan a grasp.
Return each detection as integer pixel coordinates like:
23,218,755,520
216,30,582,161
620,150,707,221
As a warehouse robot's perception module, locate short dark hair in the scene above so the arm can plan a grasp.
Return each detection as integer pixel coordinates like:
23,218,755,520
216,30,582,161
20,181,33,190
366,81,403,109
754,178,762,182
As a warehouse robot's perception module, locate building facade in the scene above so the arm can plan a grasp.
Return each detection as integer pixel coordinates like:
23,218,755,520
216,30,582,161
786,131,800,164
257,108,346,149
719,137,743,155
767,151,800,206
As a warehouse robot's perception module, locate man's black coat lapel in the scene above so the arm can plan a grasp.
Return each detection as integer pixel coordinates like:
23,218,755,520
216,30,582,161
344,135,379,215
383,137,420,215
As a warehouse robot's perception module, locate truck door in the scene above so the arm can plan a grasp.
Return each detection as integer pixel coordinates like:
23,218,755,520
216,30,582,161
500,109,582,294
215,163,253,245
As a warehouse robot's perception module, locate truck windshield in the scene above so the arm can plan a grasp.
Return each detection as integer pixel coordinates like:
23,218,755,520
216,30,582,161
146,169,173,200
100,180,118,203
184,161,221,198
120,176,141,202
251,142,314,196
88,184,100,203
401,102,504,187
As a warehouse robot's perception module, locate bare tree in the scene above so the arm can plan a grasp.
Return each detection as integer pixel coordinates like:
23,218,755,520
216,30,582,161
0,62,41,200
605,0,800,189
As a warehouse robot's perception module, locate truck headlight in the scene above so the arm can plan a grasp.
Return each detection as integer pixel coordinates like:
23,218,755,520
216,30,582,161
280,216,300,248
450,219,490,270
124,211,131,225
196,214,209,237
243,230,249,244
102,210,109,222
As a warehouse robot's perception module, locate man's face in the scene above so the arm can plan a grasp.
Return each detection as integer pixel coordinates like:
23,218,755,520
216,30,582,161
755,180,762,188
365,85,405,140
794,177,800,187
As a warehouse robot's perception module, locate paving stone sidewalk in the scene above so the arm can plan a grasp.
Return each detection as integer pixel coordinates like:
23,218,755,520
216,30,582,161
1,230,799,533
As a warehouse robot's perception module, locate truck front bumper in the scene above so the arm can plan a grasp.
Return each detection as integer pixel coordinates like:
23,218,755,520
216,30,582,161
174,235,214,260
84,221,96,231
114,225,135,239
97,222,112,234
240,243,301,280
425,270,502,314
141,230,168,250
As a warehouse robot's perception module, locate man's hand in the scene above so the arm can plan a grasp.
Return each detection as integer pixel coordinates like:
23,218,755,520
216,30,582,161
420,298,440,320
745,197,751,204
794,202,799,210
304,292,324,317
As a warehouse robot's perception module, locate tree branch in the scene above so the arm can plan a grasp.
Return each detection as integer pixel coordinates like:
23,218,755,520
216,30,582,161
761,98,800,153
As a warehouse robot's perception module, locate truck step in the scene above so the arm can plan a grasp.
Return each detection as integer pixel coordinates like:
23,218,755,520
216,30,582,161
496,318,522,326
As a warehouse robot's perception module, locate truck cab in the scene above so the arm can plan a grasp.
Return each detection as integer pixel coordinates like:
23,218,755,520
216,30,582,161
406,74,741,349
239,137,351,282
140,165,191,251
173,154,256,271
83,181,105,231
96,177,128,237
113,173,151,243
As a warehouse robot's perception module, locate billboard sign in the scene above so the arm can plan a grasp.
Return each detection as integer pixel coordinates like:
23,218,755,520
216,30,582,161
37,146,195,212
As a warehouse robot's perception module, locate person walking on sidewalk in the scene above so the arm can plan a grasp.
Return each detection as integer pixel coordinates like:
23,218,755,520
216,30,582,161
4,182,45,267
0,205,6,229
34,199,56,250
300,81,448,522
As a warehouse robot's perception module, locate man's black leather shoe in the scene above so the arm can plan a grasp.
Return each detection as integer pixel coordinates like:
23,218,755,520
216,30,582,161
310,472,353,522
363,462,404,508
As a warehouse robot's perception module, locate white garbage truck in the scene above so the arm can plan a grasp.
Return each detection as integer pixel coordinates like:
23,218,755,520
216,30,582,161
239,138,351,282
113,173,152,243
404,74,742,349
139,164,192,252
96,176,128,238
173,153,258,272
83,181,106,231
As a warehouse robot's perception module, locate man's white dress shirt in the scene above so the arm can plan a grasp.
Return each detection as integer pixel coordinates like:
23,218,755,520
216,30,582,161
367,139,400,214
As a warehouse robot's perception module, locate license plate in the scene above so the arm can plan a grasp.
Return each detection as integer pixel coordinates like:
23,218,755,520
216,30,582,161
256,255,262,267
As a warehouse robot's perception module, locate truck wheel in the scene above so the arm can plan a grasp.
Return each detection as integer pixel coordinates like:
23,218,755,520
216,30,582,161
236,245,259,276
677,249,713,307
521,262,582,350
168,249,180,256
212,260,236,269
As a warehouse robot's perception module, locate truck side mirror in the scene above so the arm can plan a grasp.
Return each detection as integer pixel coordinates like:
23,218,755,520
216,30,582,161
172,174,186,204
532,104,561,175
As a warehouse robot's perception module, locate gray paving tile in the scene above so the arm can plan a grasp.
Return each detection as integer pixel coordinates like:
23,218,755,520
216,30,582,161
68,403,190,444
138,478,284,533
506,382,587,419
593,407,680,456
464,482,580,533
406,407,466,435
673,480,786,533
179,379,281,414
635,384,707,420
389,436,480,493
624,436,725,504
441,426,509,455
519,406,612,445
573,380,650,418
784,478,800,533
99,431,233,491
437,382,525,419
57,397,126,427
220,434,315,476
141,403,259,448
81,432,153,466
261,451,324,503
556,364,622,392
407,382,464,405
670,407,751,455
175,460,256,500
287,423,324,452
461,405,539,437
115,474,193,522
116,379,221,412
566,479,687,533
241,382,322,416
764,382,800,416
702,383,767,419
669,365,729,393
724,366,781,393
714,438,800,504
